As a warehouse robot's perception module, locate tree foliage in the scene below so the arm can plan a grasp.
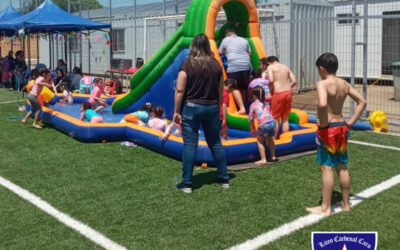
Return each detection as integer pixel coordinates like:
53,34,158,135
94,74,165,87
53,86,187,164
23,0,103,14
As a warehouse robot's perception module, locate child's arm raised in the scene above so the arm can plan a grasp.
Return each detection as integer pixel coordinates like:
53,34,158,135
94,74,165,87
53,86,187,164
346,83,367,127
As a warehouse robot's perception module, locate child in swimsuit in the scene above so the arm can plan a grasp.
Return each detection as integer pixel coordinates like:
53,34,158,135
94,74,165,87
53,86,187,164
80,101,104,123
21,68,57,129
59,83,73,105
88,78,112,112
148,106,168,132
306,53,366,216
220,78,237,140
248,86,276,165
248,69,271,103
120,103,153,126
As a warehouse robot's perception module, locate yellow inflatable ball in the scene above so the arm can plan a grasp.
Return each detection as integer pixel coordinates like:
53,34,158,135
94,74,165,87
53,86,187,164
124,114,139,124
369,110,388,132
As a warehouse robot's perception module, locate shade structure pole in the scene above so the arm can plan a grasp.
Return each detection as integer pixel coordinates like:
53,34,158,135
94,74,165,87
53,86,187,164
56,34,59,69
109,0,113,68
87,0,91,75
68,0,72,72
49,38,52,70
79,0,82,71
28,34,31,69
36,34,39,64
64,36,68,73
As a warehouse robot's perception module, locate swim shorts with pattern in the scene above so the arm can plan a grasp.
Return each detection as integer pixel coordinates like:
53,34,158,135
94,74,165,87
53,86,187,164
316,122,349,167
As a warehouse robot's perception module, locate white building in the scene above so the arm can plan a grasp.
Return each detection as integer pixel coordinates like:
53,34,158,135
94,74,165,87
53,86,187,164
332,0,400,80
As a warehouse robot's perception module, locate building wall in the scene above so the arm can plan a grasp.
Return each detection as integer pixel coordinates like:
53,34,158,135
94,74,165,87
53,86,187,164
2,36,40,66
259,1,334,90
334,1,400,79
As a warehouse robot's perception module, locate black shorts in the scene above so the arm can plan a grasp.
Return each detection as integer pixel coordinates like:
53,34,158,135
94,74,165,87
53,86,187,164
227,70,250,90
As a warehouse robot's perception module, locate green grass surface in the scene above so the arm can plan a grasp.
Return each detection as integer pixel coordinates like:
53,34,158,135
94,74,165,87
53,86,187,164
350,130,400,148
0,88,399,249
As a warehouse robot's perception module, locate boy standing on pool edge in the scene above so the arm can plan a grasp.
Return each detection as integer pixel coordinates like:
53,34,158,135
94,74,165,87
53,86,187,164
306,53,366,216
265,56,297,139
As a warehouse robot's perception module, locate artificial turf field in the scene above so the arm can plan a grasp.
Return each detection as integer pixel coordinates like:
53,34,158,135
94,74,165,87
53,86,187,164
0,88,399,249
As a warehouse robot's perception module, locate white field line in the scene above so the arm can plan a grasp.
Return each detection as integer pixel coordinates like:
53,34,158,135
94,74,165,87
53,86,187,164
0,176,127,250
367,131,400,137
0,100,20,104
229,173,400,250
349,140,400,151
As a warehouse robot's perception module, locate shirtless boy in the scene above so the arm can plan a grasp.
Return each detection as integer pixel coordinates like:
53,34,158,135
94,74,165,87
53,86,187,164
306,53,366,216
265,56,297,138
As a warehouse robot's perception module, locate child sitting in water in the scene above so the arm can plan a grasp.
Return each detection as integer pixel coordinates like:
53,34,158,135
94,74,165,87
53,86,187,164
88,78,112,112
249,86,276,165
80,101,104,123
58,83,73,105
120,102,153,126
148,106,168,132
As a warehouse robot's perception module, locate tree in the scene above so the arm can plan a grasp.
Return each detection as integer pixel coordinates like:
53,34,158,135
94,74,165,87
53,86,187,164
23,0,103,13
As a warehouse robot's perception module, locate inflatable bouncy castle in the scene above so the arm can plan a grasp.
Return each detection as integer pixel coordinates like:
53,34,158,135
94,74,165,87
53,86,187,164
27,0,323,165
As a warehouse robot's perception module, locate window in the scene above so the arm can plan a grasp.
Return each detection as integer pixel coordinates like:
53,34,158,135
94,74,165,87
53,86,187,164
383,10,400,16
381,12,400,75
337,13,359,25
112,29,125,53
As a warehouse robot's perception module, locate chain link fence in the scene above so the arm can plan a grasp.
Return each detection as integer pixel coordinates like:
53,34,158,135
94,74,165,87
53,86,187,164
259,1,400,133
8,0,398,132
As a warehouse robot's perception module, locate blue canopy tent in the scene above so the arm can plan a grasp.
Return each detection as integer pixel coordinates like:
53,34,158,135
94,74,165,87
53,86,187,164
0,0,110,33
0,6,22,36
0,6,22,22
0,0,111,73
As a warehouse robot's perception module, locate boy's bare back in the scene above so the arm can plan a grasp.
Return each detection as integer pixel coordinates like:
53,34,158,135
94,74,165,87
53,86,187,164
267,62,296,93
317,76,365,128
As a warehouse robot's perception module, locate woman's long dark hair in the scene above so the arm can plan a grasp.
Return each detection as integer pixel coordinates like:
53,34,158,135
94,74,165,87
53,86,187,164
187,34,214,73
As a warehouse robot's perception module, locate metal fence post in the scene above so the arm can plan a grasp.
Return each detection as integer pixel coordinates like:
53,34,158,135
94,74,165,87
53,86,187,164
134,0,137,60
350,0,356,117
362,0,368,118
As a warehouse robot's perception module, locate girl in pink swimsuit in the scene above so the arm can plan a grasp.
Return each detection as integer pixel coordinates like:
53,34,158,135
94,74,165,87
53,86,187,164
88,78,113,112
21,68,57,129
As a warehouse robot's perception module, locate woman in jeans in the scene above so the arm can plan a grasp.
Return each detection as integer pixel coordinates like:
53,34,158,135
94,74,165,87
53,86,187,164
173,34,229,193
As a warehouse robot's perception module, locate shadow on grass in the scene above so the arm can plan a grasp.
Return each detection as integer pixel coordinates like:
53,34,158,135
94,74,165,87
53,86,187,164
192,171,236,190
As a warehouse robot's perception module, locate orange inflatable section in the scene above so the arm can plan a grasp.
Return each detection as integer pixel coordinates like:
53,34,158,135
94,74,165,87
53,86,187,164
205,0,258,40
124,114,139,123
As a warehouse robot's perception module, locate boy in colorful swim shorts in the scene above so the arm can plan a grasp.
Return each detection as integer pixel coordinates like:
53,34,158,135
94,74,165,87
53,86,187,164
265,56,297,139
306,53,366,216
